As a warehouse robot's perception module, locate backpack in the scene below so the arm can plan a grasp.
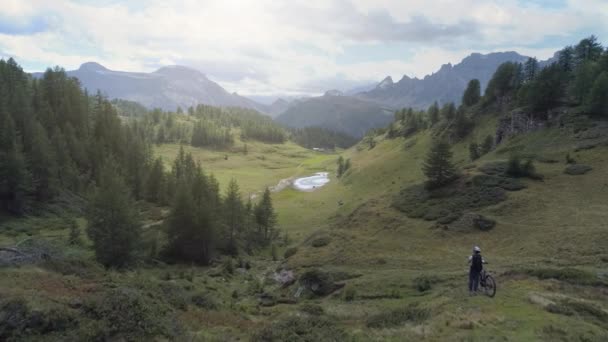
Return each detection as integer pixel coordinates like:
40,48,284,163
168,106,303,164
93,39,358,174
471,254,483,272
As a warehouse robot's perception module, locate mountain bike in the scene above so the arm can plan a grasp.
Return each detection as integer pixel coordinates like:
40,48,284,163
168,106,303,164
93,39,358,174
479,269,496,297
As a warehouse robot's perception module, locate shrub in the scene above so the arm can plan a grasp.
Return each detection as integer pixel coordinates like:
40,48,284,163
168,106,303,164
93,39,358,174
82,288,181,340
311,236,331,248
474,216,496,231
505,155,540,179
366,304,430,328
565,153,576,164
271,245,278,261
343,286,357,301
299,303,324,316
0,299,75,340
251,315,347,342
413,275,440,292
299,269,336,296
283,247,298,259
471,174,526,191
190,292,219,310
41,257,103,278
222,258,234,275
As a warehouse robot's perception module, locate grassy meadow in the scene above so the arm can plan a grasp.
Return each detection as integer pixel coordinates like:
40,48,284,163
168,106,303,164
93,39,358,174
1,114,608,341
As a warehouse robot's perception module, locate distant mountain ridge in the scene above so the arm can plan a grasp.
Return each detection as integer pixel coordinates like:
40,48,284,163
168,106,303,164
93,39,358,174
276,92,392,138
33,62,271,114
355,51,532,109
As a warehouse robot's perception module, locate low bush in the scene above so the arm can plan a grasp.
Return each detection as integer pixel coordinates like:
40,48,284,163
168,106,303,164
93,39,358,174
41,257,103,278
471,175,526,191
251,315,348,341
343,285,357,301
311,236,331,248
284,247,298,259
413,275,440,292
299,269,337,296
505,155,542,179
82,288,182,340
299,303,324,316
393,181,507,226
0,298,76,341
191,292,219,310
366,304,430,328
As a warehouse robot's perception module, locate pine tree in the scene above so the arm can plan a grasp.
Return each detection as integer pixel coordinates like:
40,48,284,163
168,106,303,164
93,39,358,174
441,103,456,121
481,135,494,155
254,188,277,246
574,35,603,64
524,57,539,82
145,158,165,203
337,156,345,177
572,61,600,104
585,71,608,117
422,140,457,189
222,179,244,255
462,79,481,106
86,164,141,268
558,46,575,72
469,142,480,161
344,159,351,174
27,121,58,200
427,102,440,126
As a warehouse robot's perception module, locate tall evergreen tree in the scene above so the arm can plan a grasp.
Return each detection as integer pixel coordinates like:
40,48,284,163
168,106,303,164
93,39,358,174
86,164,141,268
422,140,457,189
254,188,277,246
427,101,440,126
558,46,575,72
462,79,481,106
524,57,539,82
585,71,608,117
222,179,244,255
441,103,456,121
337,156,345,178
145,157,166,204
574,35,603,64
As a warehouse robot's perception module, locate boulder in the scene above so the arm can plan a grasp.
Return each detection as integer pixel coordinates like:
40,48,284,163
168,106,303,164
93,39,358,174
564,164,592,175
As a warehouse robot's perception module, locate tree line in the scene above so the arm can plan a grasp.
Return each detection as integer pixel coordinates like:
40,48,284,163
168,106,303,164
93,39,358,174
290,126,359,149
138,104,287,148
0,59,151,214
0,58,281,268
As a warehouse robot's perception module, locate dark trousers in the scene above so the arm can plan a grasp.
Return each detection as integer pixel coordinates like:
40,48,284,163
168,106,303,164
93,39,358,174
469,269,480,292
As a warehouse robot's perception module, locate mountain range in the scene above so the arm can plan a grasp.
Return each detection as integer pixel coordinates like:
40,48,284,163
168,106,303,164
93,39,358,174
355,51,532,109
32,51,547,137
33,62,277,114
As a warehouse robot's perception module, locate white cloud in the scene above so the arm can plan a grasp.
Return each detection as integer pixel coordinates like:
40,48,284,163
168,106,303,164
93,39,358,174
0,0,606,97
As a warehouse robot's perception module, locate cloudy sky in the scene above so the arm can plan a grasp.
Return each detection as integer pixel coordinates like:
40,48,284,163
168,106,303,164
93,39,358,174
1,0,607,100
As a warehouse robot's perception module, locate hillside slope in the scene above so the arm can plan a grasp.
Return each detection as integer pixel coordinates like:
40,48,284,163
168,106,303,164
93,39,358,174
274,112,608,341
276,92,393,138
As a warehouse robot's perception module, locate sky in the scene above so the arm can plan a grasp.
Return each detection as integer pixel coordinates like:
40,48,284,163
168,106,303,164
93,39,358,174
1,0,607,100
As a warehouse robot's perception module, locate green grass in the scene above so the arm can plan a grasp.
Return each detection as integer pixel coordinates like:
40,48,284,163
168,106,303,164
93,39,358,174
3,114,608,340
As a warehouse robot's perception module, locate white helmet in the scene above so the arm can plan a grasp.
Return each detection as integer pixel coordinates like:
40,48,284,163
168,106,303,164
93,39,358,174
473,246,481,253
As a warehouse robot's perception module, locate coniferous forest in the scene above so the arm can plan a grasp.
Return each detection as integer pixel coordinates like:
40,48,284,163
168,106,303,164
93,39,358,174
0,59,279,268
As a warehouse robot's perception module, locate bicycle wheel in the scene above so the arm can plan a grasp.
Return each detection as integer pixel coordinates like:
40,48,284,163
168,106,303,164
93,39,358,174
483,275,496,298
